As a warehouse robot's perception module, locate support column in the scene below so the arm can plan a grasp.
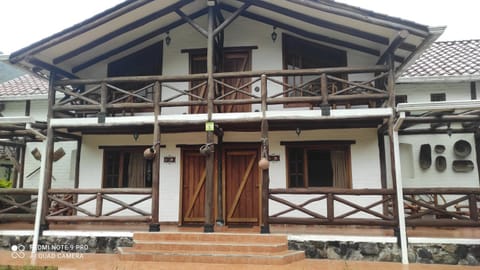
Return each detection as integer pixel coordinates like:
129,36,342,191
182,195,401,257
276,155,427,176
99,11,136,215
150,81,161,232
386,55,408,264
216,131,224,226
204,4,216,233
260,75,270,233
31,72,56,263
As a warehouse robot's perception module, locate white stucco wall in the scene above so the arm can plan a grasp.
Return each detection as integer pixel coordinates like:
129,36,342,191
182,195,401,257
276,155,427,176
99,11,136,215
385,133,479,188
396,82,472,102
78,128,381,222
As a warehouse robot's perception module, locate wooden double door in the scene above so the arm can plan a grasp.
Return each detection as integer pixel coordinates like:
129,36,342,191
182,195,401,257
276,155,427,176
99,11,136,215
181,144,260,225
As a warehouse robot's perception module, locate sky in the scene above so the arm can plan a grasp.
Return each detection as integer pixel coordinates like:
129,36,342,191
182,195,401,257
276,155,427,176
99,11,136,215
1,0,479,55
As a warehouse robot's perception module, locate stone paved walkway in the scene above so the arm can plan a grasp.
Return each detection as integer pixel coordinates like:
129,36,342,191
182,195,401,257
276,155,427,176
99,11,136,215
0,251,476,270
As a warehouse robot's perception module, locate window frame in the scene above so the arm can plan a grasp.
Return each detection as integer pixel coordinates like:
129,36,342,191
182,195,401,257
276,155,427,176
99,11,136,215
282,34,347,107
101,146,153,188
282,141,354,189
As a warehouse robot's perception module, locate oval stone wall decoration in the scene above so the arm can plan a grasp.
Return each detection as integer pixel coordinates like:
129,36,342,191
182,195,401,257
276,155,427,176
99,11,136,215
419,144,432,169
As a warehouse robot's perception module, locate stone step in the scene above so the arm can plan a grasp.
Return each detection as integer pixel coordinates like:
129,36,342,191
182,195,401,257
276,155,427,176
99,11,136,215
132,232,288,244
133,240,288,253
118,247,305,265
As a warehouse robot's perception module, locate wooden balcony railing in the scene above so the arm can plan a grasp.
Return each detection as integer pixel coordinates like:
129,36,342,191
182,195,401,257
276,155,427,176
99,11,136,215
0,188,38,222
46,188,152,223
267,187,480,228
402,188,480,227
52,66,390,118
268,188,397,227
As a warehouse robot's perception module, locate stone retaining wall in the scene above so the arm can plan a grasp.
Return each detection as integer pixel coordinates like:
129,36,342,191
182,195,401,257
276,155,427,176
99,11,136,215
289,240,480,266
0,235,478,265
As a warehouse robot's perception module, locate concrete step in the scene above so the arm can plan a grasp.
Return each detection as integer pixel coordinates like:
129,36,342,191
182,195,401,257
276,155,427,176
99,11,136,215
133,240,288,253
118,247,305,265
118,232,305,265
132,232,287,244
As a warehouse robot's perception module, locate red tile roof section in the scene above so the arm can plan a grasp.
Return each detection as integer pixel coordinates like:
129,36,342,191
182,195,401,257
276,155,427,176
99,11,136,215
0,74,48,98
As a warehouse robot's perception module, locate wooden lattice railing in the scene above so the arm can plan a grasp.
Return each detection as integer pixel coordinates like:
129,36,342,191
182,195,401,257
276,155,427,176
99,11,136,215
268,188,397,227
403,188,480,227
0,188,38,222
52,65,390,117
268,187,480,228
46,188,152,223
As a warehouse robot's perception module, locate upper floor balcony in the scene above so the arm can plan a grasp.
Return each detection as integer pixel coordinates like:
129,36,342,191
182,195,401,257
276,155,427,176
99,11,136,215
51,65,393,124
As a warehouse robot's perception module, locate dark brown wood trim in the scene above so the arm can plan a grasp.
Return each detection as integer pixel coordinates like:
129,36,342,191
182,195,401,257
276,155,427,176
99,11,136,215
99,145,165,150
53,0,194,65
9,0,151,64
285,0,429,38
280,140,356,146
72,8,209,73
220,4,379,56
242,0,389,45
181,46,258,54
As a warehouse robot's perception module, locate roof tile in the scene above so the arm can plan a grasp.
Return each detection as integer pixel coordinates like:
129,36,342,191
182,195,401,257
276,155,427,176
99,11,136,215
401,39,480,79
0,74,48,98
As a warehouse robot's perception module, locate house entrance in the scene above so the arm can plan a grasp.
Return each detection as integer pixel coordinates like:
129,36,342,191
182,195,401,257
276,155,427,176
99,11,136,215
180,144,260,226
223,145,260,225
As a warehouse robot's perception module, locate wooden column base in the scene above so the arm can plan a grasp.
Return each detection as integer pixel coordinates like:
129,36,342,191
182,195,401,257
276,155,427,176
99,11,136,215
260,225,270,234
204,224,214,233
149,223,160,232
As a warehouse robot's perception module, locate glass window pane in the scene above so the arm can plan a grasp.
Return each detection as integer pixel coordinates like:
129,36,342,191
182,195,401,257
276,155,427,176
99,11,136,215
307,150,333,187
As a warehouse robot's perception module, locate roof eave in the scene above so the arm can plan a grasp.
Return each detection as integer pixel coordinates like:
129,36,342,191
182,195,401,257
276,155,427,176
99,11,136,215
395,26,446,79
398,74,480,84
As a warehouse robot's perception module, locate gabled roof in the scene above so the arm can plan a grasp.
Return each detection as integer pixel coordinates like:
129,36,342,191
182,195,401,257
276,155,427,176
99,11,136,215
8,0,442,79
0,74,48,100
399,39,480,83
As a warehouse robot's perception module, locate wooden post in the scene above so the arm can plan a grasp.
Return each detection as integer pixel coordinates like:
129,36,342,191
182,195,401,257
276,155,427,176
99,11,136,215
204,4,216,233
216,132,224,226
18,144,26,188
72,137,82,215
39,73,57,232
387,54,409,264
327,193,334,222
150,81,161,231
95,193,103,217
98,82,107,123
469,194,478,221
260,74,271,233
320,73,330,115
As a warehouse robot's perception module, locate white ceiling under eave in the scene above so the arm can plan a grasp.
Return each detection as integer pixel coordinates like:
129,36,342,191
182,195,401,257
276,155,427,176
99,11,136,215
9,0,441,79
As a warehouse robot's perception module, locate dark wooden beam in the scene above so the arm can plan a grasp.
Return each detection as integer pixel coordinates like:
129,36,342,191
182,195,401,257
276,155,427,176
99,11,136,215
377,30,409,65
220,4,379,56
9,0,152,64
72,8,208,73
175,8,208,38
53,0,194,65
28,58,77,79
240,0,389,45
213,3,250,36
285,0,430,38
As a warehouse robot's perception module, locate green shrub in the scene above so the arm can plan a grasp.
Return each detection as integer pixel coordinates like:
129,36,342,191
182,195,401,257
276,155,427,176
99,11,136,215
0,179,12,188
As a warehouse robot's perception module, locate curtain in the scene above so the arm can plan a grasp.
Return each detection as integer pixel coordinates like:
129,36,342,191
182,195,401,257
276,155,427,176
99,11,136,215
128,152,145,187
331,150,349,188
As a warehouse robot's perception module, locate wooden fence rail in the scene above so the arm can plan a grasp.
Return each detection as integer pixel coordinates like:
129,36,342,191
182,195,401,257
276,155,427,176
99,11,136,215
52,66,391,117
46,188,152,223
268,188,397,227
0,188,38,222
268,188,480,228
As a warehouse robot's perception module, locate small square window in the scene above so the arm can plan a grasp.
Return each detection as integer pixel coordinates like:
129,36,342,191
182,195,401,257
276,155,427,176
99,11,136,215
395,95,408,105
430,93,446,102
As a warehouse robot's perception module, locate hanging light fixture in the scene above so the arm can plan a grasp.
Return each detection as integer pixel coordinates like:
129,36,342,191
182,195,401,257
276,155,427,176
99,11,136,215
271,26,277,42
165,31,171,46
133,131,139,141
295,127,301,136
